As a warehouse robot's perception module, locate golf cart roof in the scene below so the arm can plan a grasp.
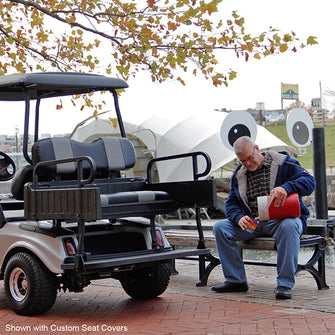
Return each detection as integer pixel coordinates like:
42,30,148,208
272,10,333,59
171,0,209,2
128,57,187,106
0,72,128,101
0,72,129,163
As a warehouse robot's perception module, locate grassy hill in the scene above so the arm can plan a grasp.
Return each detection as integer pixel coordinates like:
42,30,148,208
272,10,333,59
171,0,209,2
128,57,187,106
265,122,335,170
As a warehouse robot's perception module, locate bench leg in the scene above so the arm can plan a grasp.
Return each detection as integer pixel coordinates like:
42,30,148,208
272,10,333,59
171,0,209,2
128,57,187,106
316,248,329,290
196,254,221,287
296,243,329,290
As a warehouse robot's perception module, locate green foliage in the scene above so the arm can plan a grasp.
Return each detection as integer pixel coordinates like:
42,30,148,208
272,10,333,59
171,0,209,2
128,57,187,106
265,121,335,169
0,0,317,88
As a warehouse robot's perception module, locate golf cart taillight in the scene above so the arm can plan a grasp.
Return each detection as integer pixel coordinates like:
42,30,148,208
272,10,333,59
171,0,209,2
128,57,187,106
155,230,164,246
64,238,76,256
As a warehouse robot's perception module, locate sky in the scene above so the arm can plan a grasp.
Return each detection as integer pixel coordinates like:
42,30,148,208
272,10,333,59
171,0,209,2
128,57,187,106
121,0,335,120
1,0,334,136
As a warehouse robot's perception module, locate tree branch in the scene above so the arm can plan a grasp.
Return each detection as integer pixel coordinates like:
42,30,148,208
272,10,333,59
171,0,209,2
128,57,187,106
0,25,69,70
8,0,123,46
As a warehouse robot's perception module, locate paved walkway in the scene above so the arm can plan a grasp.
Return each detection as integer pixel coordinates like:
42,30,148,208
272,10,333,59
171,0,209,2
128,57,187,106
0,258,335,335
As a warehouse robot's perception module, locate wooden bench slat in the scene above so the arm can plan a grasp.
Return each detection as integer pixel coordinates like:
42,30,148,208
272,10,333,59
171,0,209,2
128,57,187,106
166,231,277,250
237,238,276,250
165,232,326,251
165,234,216,248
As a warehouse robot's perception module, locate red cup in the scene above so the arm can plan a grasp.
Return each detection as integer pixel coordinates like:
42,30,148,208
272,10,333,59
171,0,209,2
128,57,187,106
257,193,300,221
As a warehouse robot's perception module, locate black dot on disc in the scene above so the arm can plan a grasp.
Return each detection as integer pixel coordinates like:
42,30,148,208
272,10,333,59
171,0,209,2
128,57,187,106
228,124,251,147
292,121,309,145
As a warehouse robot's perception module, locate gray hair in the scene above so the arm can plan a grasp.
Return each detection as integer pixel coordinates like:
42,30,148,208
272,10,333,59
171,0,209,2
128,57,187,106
233,136,255,154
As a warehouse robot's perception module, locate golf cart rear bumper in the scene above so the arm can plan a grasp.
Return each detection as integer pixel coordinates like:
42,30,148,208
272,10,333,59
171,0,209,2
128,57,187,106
62,248,211,272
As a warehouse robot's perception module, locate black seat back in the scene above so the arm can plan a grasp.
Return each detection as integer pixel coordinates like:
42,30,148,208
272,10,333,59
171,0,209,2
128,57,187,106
11,165,34,200
32,137,136,179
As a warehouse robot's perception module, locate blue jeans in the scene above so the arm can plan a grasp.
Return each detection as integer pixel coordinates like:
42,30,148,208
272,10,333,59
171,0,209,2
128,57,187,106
213,218,303,288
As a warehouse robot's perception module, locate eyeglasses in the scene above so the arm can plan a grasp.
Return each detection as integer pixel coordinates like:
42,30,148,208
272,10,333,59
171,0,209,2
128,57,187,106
239,146,256,164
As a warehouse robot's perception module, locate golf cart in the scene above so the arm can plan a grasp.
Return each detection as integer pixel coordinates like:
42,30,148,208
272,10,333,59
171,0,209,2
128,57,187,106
0,72,216,315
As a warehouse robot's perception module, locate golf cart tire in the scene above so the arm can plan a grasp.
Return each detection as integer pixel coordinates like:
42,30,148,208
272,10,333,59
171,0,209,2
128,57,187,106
4,252,58,316
120,263,171,299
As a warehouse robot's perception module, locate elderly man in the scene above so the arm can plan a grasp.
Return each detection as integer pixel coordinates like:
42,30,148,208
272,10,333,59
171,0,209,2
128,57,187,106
212,136,316,299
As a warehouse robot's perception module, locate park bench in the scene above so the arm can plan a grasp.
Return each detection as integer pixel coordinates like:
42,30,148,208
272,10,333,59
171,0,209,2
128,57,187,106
164,229,329,290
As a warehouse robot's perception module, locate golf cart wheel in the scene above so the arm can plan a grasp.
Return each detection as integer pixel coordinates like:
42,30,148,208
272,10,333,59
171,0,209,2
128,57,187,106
120,263,171,299
4,252,58,316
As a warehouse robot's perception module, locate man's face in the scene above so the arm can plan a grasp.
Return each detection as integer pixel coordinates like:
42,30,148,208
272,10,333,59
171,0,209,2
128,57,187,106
236,145,263,171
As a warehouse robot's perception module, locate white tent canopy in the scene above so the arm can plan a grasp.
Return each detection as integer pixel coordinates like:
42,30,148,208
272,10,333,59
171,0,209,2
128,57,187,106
71,111,296,182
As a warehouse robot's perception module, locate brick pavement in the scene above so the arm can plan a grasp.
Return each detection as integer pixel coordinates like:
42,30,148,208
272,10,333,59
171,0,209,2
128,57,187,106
0,260,334,335
167,259,335,314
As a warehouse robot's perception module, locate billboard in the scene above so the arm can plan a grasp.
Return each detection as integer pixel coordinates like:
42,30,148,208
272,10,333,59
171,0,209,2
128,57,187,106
281,83,299,100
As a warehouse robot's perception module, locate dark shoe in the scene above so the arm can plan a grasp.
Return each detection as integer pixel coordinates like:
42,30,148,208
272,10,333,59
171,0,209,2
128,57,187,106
211,281,248,293
275,286,292,299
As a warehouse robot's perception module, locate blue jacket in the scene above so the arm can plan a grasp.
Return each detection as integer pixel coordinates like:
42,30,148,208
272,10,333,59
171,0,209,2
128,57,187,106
225,150,316,233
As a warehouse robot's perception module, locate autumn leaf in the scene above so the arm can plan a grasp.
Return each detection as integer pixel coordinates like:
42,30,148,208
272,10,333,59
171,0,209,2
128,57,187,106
109,117,118,128
246,42,253,52
212,73,224,87
31,14,43,27
307,36,318,45
177,76,185,85
147,0,155,8
279,44,288,53
283,34,292,42
229,71,237,80
168,21,178,31
152,47,158,57
235,18,245,27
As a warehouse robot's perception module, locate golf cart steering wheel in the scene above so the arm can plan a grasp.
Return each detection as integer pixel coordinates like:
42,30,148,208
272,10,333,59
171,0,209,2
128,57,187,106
0,151,16,181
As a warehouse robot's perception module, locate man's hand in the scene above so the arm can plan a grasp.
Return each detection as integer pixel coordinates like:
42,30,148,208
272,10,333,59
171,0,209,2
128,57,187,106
238,216,252,230
270,186,288,207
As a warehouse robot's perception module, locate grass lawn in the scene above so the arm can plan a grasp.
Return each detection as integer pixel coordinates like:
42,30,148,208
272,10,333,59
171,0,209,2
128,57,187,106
265,121,335,170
